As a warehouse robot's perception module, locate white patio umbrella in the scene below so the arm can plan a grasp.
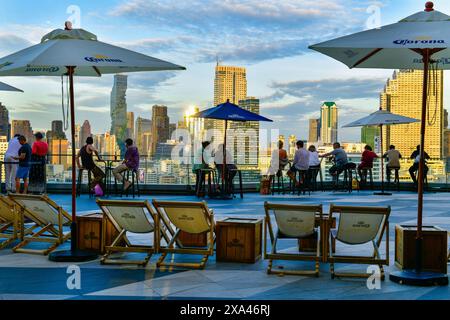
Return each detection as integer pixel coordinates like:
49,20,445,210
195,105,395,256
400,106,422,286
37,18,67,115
310,2,448,285
343,109,419,195
0,81,22,92
0,23,185,262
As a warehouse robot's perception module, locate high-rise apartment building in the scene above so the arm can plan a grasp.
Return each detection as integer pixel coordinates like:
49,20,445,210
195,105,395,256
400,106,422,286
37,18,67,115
74,124,81,150
308,119,320,142
79,120,92,148
380,70,443,159
210,65,247,143
320,102,338,145
11,120,34,143
151,105,170,155
127,112,134,140
135,117,152,155
0,103,10,139
49,139,70,169
361,126,381,150
444,129,450,158
110,74,128,151
288,135,297,159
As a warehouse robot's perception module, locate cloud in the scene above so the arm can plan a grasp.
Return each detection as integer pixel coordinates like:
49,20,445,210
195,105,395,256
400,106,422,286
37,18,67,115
76,106,110,113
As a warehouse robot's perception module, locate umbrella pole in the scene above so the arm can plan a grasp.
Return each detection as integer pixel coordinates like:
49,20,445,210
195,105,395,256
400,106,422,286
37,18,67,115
390,49,448,286
223,120,227,195
374,124,391,196
48,66,98,262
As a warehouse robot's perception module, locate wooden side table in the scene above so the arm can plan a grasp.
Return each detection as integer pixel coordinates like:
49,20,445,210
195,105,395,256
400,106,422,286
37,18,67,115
77,213,121,254
216,218,262,263
298,215,336,262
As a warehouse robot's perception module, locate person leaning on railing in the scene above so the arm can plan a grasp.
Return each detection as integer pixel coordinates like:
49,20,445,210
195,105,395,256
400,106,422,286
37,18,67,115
76,137,105,193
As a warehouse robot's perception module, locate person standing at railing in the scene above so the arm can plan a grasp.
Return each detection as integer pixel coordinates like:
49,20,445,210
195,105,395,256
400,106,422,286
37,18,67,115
4,134,21,193
113,138,139,191
76,137,105,194
12,136,32,194
28,132,48,194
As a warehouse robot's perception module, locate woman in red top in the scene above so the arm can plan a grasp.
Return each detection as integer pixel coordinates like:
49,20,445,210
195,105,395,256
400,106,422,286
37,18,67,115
28,132,49,194
358,145,378,182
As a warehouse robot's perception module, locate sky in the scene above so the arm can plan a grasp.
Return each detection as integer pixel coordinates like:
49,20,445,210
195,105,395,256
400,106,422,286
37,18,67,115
0,0,449,141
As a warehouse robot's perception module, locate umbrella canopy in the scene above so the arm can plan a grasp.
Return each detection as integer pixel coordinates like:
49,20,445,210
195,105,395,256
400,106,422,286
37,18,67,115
309,3,450,70
0,81,23,92
192,100,273,122
342,110,420,127
0,28,185,76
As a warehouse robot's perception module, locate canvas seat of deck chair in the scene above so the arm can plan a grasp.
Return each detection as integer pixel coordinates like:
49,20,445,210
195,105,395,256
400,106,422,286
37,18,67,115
264,202,322,277
8,194,72,255
328,204,390,280
96,199,160,266
152,200,215,270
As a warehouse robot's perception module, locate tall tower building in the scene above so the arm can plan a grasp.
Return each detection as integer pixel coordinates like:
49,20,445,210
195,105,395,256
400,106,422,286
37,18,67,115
308,119,320,142
74,124,81,150
135,117,152,154
80,120,92,148
0,103,10,139
288,135,297,159
381,70,443,159
127,112,134,140
320,102,338,145
211,65,247,143
230,97,260,168
110,74,128,151
151,105,170,155
11,120,34,143
361,126,381,149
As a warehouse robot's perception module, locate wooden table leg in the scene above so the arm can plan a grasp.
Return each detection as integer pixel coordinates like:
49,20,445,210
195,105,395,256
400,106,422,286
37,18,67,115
320,217,329,263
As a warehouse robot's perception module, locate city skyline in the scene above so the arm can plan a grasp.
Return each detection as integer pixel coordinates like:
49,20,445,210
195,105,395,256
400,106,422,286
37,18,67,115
2,1,450,141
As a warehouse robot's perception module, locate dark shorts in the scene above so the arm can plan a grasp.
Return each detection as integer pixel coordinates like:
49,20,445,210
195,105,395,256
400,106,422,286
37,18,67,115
16,167,30,179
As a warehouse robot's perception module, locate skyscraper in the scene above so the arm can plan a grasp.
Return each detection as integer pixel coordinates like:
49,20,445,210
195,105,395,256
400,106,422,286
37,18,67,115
51,120,65,137
320,102,338,145
211,64,247,143
308,119,320,142
0,103,10,139
135,117,152,155
80,120,92,148
288,135,297,159
11,120,34,143
110,74,128,152
381,70,443,159
444,109,448,129
361,126,381,150
127,112,134,140
151,105,170,156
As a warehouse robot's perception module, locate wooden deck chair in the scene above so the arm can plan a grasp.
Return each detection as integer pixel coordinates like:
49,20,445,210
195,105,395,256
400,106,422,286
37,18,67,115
264,202,322,277
329,204,390,280
8,194,71,255
96,199,160,266
152,200,215,270
0,196,20,249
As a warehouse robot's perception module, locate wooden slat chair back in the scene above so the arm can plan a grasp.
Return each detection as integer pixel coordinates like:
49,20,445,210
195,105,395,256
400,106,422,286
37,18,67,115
0,196,20,249
329,204,390,280
264,202,322,277
97,199,159,266
8,194,71,255
152,200,215,270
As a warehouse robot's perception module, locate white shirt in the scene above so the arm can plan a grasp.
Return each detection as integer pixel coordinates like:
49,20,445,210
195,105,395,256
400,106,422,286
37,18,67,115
5,137,21,160
309,151,321,167
214,147,234,165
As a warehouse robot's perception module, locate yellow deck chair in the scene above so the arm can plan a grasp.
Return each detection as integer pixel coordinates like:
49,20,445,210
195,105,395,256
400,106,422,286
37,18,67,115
0,196,21,249
96,199,160,266
152,200,215,270
8,194,71,255
264,202,322,277
329,204,390,280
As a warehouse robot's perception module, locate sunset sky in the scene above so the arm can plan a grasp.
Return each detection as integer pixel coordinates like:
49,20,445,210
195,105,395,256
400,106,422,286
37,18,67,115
0,0,449,141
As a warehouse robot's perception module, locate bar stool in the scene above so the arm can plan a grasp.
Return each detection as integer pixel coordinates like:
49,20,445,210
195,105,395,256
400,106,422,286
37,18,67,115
359,167,374,190
271,170,286,195
229,168,243,199
121,169,140,198
76,168,93,198
308,166,323,192
387,166,400,191
196,168,218,198
290,170,310,196
343,162,358,193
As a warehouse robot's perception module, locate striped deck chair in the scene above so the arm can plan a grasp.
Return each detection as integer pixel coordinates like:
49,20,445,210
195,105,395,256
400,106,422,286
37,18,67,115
264,202,322,276
8,194,71,255
329,204,390,280
152,200,215,270
96,199,160,266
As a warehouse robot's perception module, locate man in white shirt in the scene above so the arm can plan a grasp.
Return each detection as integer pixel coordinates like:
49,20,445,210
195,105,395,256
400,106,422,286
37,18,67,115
287,140,310,187
4,134,21,192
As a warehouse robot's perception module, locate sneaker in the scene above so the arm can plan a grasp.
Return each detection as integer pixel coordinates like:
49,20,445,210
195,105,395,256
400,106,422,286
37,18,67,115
123,180,132,191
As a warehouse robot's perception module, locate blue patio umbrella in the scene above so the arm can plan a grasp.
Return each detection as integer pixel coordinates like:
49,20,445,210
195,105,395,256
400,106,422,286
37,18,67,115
192,99,272,197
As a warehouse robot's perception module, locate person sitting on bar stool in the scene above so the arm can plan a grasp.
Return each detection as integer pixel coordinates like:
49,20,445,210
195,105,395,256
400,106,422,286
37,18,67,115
357,145,378,184
193,141,213,195
287,140,310,189
214,143,237,194
76,137,105,194
113,139,140,192
383,145,402,185
320,142,348,182
409,145,430,187
267,140,289,186
307,145,321,190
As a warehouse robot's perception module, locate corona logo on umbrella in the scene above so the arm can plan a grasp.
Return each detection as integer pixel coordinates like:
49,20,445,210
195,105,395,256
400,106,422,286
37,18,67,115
84,54,124,63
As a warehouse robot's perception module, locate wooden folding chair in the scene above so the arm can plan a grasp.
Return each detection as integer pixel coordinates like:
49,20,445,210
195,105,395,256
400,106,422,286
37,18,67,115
96,199,161,266
264,202,322,276
329,204,390,280
152,200,215,270
8,194,71,255
0,196,20,249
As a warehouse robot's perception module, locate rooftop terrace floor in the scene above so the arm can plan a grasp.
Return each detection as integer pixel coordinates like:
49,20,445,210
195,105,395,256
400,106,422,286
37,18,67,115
0,191,449,300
